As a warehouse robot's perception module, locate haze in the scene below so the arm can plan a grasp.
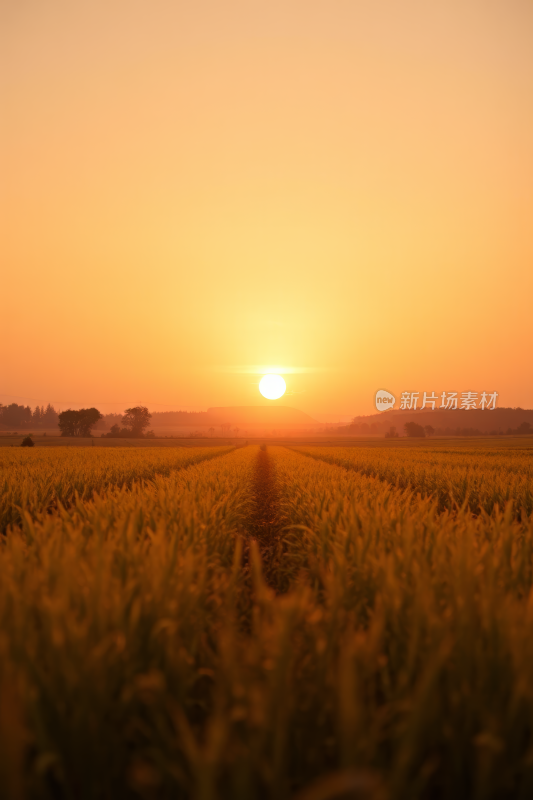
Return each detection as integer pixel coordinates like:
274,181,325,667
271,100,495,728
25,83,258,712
1,0,532,417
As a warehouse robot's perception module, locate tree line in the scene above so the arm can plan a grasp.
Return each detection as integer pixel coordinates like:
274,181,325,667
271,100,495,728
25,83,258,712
0,403,59,429
0,403,154,438
1,402,155,438
59,407,154,438
398,421,532,438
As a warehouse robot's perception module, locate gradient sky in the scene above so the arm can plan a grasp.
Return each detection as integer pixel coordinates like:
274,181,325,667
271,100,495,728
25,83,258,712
2,0,532,418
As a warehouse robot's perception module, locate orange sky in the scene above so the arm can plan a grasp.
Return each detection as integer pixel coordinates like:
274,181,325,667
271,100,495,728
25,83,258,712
1,0,532,418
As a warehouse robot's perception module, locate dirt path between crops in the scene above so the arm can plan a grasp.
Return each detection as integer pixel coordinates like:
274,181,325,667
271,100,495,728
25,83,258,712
247,446,283,588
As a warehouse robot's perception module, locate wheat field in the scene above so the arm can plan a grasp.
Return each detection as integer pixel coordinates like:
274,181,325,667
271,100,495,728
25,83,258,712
1,442,533,799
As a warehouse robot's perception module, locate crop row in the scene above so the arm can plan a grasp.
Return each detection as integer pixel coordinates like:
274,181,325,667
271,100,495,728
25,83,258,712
292,444,533,516
271,447,533,797
2,445,533,799
0,445,233,533
0,446,256,799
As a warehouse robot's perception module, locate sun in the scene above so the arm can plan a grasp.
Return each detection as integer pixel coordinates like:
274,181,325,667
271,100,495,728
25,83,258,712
259,374,286,400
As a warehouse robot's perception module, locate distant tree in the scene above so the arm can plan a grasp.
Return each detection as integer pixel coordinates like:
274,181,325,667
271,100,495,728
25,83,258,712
145,430,156,439
121,406,152,437
21,435,34,447
208,427,215,438
234,427,240,437
424,425,435,437
100,413,123,431
404,422,425,438
58,410,76,436
1,403,32,428
42,403,59,427
32,406,42,426
58,408,103,437
108,424,122,437
385,426,399,438
516,422,532,435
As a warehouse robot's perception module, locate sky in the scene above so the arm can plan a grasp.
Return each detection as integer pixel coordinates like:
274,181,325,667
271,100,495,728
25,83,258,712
1,0,532,418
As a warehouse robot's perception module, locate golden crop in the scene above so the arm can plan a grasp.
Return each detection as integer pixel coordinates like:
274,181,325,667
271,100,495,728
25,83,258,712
292,445,533,516
1,442,533,799
0,446,233,532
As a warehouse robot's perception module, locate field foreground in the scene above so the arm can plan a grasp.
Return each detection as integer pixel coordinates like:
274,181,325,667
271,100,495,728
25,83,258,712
1,442,533,799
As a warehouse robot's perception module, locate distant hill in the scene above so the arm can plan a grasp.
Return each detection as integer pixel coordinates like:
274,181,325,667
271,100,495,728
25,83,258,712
349,407,533,434
147,405,321,430
206,406,320,427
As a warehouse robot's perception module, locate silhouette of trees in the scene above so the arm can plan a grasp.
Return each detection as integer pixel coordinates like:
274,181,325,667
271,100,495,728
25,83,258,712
208,427,215,438
102,407,153,439
424,425,435,437
436,427,483,436
385,426,399,438
505,422,532,435
234,427,240,437
404,422,425,438
121,407,152,437
0,403,32,428
42,403,59,427
21,436,34,447
97,413,122,431
0,402,59,429
58,408,103,437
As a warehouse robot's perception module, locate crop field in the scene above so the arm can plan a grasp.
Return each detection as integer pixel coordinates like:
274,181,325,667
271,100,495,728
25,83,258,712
1,442,533,799
0,447,234,533
291,444,533,516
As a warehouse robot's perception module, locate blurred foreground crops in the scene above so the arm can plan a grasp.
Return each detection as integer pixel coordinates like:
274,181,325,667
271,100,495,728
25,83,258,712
1,443,533,799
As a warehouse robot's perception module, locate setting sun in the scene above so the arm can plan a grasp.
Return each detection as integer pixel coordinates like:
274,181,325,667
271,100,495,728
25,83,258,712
259,374,286,400
2,3,533,795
